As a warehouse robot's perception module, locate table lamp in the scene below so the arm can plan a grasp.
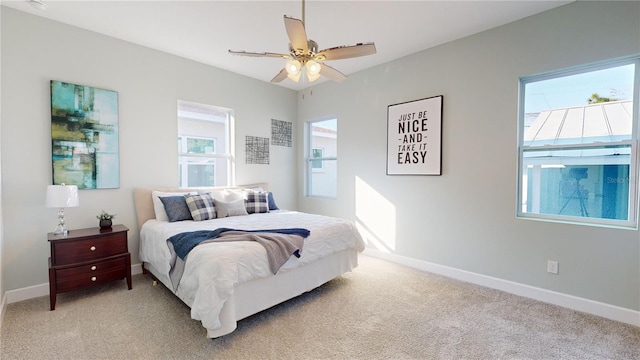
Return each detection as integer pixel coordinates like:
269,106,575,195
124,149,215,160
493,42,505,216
46,183,79,235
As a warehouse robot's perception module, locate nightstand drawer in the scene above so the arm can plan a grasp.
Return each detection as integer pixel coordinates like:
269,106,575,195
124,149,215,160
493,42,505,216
52,233,127,265
56,256,128,292
56,256,127,278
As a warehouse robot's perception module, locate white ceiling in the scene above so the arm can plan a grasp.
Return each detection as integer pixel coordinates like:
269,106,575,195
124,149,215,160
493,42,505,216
2,0,573,90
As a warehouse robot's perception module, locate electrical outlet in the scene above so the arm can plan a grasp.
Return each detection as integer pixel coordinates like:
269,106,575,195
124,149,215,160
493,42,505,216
547,260,559,274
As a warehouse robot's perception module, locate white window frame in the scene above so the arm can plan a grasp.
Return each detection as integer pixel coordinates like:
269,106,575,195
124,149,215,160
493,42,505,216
516,55,640,228
306,117,337,199
178,100,234,188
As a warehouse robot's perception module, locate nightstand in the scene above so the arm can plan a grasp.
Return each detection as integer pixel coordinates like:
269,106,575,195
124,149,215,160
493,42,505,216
48,224,132,310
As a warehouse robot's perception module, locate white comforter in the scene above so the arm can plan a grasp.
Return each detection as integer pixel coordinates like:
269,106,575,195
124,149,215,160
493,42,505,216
139,210,364,331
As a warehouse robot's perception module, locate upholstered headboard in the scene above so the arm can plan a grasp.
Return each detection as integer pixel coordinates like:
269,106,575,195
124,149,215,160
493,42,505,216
132,183,269,231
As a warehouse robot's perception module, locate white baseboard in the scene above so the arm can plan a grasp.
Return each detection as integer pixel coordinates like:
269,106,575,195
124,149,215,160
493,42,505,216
1,292,6,328
5,282,49,304
363,248,640,327
5,264,144,305
131,263,143,276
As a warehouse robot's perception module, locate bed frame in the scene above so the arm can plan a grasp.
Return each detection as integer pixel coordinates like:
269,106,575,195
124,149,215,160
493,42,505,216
132,184,360,338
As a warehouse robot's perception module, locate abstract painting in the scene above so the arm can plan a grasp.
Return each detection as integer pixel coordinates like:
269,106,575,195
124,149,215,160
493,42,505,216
245,136,270,164
271,119,292,147
50,80,120,189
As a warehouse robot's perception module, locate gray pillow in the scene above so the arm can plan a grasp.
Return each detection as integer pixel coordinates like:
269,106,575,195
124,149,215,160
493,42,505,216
214,198,248,218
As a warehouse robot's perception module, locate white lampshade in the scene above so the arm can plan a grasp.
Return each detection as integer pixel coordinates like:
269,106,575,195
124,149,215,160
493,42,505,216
46,184,79,208
306,60,321,82
286,60,302,82
286,60,301,75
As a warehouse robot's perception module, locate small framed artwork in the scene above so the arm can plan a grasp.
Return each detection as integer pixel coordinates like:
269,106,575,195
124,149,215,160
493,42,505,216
271,119,292,147
246,136,270,164
387,95,443,176
50,80,120,189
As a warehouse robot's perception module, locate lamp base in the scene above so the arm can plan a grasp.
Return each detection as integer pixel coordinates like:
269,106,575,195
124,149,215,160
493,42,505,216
53,208,67,236
53,225,67,236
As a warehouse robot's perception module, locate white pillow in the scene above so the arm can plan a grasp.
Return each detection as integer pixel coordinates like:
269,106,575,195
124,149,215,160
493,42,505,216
223,189,248,202
152,191,195,221
197,189,226,200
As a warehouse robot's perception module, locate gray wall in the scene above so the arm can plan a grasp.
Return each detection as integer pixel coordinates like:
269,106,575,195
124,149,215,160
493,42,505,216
0,7,297,291
297,1,640,311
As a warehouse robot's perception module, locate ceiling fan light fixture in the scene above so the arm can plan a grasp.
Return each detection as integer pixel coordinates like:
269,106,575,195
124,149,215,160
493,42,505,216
285,60,301,76
286,59,302,82
306,60,321,82
287,72,301,82
229,1,376,85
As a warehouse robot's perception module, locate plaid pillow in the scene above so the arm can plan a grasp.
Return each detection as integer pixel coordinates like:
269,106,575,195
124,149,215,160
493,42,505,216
245,192,269,214
184,193,216,221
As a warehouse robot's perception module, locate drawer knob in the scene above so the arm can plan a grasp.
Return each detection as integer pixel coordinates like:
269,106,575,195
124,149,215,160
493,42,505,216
91,277,97,282
91,266,97,271
90,246,96,251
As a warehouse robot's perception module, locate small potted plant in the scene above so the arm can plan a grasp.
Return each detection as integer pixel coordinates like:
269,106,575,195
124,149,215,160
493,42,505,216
97,210,116,229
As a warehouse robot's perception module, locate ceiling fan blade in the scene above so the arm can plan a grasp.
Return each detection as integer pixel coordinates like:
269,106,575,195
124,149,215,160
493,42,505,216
271,68,289,83
319,63,347,82
284,15,308,54
228,50,290,59
315,42,376,61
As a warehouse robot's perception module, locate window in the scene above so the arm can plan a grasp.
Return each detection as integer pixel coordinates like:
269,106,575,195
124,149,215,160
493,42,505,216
307,118,337,198
517,56,639,227
177,100,233,188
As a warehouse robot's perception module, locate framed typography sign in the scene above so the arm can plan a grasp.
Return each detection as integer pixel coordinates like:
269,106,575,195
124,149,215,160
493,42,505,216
386,95,443,175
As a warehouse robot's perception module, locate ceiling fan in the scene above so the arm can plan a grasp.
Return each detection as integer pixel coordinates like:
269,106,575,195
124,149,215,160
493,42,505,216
228,0,376,84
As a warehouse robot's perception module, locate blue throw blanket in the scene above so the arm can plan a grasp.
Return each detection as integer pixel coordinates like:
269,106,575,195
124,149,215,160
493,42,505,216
168,227,311,260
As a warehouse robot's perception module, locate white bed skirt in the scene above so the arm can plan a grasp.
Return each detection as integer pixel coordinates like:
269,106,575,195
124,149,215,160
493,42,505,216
144,248,359,338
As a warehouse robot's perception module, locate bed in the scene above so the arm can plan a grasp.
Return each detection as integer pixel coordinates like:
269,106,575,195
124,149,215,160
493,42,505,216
133,183,365,338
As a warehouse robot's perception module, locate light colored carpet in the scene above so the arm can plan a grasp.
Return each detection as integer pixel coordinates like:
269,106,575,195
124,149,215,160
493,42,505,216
1,255,638,359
